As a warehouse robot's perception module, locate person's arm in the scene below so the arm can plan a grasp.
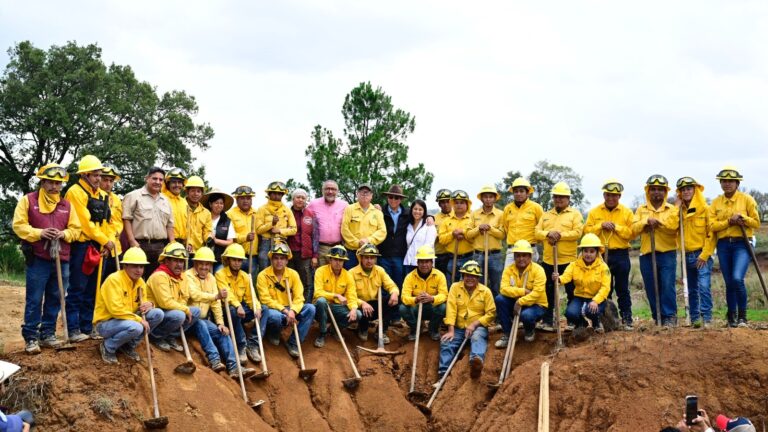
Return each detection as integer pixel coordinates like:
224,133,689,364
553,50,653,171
344,271,359,311
478,289,497,327
65,186,111,246
443,285,457,325
149,276,190,313
401,273,416,306
340,206,359,249
280,206,298,237
288,271,305,314
557,262,575,285
256,273,283,311
102,276,143,322
313,267,334,302
433,272,449,305
368,210,387,245
631,207,648,236
62,207,82,243
743,194,761,229
517,266,547,307
535,215,549,242
11,195,42,242
559,211,584,241
592,264,611,304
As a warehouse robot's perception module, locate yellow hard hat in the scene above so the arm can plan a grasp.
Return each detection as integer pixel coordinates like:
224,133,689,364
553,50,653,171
435,188,452,202
222,243,246,260
36,163,69,182
185,175,205,189
510,239,534,254
267,241,292,260
356,243,381,256
601,178,624,194
509,177,534,194
578,233,604,250
100,164,121,181
415,245,436,260
232,185,256,197
165,167,187,183
265,181,288,194
551,182,571,197
159,242,188,261
476,185,500,201
326,245,349,261
193,246,216,263
121,247,150,265
76,155,105,174
459,260,483,277
715,165,743,181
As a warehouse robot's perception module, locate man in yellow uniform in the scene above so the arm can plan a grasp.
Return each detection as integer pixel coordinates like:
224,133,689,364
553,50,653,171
312,245,360,348
93,248,161,364
439,260,496,380
99,164,123,279
494,240,547,345
350,243,399,343
145,242,200,352
535,182,584,331
258,242,316,358
584,179,636,329
399,246,447,341
162,168,189,247
631,175,679,327
433,189,453,275
215,243,263,364
437,190,476,283
675,177,715,328
467,185,505,295
502,177,543,267
227,185,259,275
341,184,386,269
184,176,212,261
13,163,82,353
708,166,761,327
256,181,297,270
65,155,114,342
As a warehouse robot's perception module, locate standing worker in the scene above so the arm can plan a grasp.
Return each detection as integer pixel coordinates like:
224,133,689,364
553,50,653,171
13,163,81,353
437,190,476,283
433,188,453,275
162,168,189,248
467,185,505,296
227,185,258,275
255,182,297,270
184,176,212,260
341,184,387,269
307,180,348,266
502,177,543,267
99,164,123,279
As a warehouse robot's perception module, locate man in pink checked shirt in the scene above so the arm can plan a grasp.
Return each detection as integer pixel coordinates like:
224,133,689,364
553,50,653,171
307,180,348,267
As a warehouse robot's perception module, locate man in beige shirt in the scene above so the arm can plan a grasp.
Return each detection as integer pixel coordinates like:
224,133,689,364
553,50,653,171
122,166,175,277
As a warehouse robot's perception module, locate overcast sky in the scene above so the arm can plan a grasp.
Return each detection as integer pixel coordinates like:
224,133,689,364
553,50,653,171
1,1,766,209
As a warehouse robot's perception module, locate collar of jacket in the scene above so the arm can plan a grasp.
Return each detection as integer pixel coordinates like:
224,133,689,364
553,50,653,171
162,189,183,202
575,256,602,270
154,263,182,280
78,178,100,196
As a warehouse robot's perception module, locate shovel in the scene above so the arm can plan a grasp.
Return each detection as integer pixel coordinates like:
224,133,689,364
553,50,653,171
223,295,264,410
247,277,270,380
740,225,768,303
450,239,459,283
552,244,563,349
649,225,662,326
488,307,522,391
407,303,429,401
357,288,404,357
138,286,170,429
327,303,362,390
415,337,468,416
284,279,317,380
51,240,76,351
483,232,489,286
173,325,196,374
537,361,550,432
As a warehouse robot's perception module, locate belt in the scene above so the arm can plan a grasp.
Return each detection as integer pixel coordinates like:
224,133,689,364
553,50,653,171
137,238,166,244
607,248,629,253
719,236,745,243
475,249,502,255
436,253,452,258
455,252,473,259
319,242,340,247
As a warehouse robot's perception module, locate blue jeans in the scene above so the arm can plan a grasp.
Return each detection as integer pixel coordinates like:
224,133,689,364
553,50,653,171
23,256,67,342
685,251,713,322
227,304,266,351
263,303,316,346
447,254,472,283
358,290,392,333
96,307,164,353
606,249,632,322
438,327,488,375
314,297,362,335
541,263,575,326
565,297,607,328
190,319,237,371
474,250,503,296
639,251,677,321
717,239,750,316
495,295,545,333
150,308,191,340
67,241,103,334
399,302,447,334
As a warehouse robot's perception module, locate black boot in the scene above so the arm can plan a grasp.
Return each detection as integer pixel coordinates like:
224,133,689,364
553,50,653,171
737,310,748,328
727,311,738,328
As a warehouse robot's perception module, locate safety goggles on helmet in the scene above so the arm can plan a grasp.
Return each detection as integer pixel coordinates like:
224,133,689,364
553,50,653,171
459,260,483,277
716,169,741,180
357,243,380,256
326,245,349,261
265,181,287,194
165,167,187,181
435,189,452,201
270,242,291,256
602,182,624,193
676,176,697,189
451,190,469,201
100,165,120,179
161,246,189,260
40,166,69,180
232,185,255,196
646,174,668,187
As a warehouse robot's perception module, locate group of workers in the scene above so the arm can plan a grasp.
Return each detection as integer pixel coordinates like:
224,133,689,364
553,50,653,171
12,154,761,384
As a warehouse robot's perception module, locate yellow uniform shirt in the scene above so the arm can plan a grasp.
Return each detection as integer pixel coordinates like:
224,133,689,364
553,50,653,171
65,179,111,245
349,265,399,306
467,207,505,251
215,267,258,310
163,189,189,241
312,265,358,307
502,199,544,246
93,270,143,324
227,206,259,254
256,266,305,313
632,202,679,255
708,191,760,240
105,192,124,256
558,257,611,303
437,212,475,256
341,203,387,250
186,203,212,251
185,268,224,325
584,203,635,250
401,268,448,306
678,186,716,261
433,211,452,255
146,270,190,313
535,207,584,265
444,282,496,329
499,262,548,308
256,200,297,240
12,193,81,244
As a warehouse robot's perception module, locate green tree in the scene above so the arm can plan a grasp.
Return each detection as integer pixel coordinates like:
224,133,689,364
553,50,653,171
303,82,433,203
496,160,587,212
495,170,523,207
748,189,768,222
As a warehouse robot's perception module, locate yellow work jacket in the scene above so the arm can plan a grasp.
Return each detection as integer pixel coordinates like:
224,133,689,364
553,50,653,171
215,266,259,310
444,282,496,329
499,262,548,308
632,192,679,255
467,207,505,251
502,199,544,246
162,188,189,241
227,206,259,254
349,264,399,306
93,270,143,324
313,265,358,307
558,257,611,304
185,268,224,325
12,192,81,244
256,200,297,240
65,179,111,245
535,207,584,265
146,270,191,313
584,203,635,250
186,203,212,251
401,268,448,306
105,192,123,256
437,211,475,256
433,211,452,255
677,185,715,261
256,266,305,313
341,203,387,250
708,191,761,240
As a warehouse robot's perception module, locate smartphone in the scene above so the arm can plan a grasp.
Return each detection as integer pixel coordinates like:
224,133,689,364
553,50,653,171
685,395,698,426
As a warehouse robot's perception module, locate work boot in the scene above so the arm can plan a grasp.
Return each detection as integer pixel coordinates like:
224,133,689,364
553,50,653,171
539,322,554,332
267,332,280,346
119,345,141,362
495,335,509,349
25,340,41,355
593,322,604,334
408,330,417,341
737,311,748,328
99,342,118,365
623,319,634,331
166,338,184,353
238,348,247,366
210,361,226,373
314,334,326,348
151,337,171,352
727,311,738,328
469,357,483,379
287,343,300,358
430,331,441,341
375,332,390,345
565,323,575,332
69,331,90,343
246,346,261,363
39,335,62,348
357,327,368,342
524,329,535,342
229,367,257,380
89,330,104,341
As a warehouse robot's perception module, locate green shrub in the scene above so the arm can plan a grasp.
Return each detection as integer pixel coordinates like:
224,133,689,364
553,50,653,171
0,242,25,275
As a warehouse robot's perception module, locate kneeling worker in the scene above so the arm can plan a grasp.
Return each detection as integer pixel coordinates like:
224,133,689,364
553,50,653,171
312,245,361,347
399,245,448,341
350,243,399,343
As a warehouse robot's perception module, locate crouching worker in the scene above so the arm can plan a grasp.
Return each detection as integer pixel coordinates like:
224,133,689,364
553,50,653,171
215,243,264,365
187,247,256,378
439,260,496,380
258,242,316,358
146,242,201,352
494,240,547,345
351,243,400,344
93,247,162,364
400,246,448,342
312,245,360,348
554,234,611,334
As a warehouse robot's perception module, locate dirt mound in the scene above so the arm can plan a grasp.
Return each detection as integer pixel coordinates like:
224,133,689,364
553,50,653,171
2,325,768,431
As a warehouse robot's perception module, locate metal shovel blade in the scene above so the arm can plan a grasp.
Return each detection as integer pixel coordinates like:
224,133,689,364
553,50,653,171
249,371,270,381
356,346,404,356
143,416,169,429
55,343,76,352
248,400,265,410
299,368,317,380
342,377,361,390
174,361,196,375
487,381,502,390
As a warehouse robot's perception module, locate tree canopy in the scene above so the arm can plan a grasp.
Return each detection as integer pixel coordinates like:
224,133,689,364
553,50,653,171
302,82,434,203
496,160,587,211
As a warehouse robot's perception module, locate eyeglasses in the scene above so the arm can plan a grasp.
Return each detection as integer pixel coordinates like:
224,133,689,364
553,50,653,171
603,183,624,193
646,175,668,186
387,196,402,200
676,177,697,188
41,166,68,179
233,186,254,196
717,170,740,179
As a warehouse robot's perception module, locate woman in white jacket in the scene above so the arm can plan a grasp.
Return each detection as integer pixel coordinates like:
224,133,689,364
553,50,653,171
403,199,437,274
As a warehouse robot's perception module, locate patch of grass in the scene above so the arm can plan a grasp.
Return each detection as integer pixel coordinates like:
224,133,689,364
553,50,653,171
0,271,25,285
0,374,52,416
90,395,115,421
632,305,768,322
